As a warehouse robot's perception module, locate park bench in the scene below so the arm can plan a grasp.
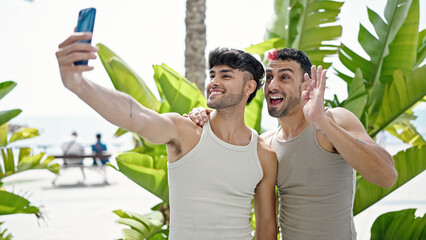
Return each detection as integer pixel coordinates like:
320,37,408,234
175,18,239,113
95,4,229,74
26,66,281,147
51,154,111,185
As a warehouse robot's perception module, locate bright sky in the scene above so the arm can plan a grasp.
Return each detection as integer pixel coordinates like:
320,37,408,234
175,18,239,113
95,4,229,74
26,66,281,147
1,0,425,119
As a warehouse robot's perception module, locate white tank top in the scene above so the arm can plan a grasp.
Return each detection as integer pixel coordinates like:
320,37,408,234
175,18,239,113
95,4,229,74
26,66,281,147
168,120,263,240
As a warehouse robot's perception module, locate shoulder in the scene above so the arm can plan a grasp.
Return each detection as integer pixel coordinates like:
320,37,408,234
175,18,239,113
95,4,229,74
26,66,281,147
256,136,278,173
325,107,365,131
260,129,276,144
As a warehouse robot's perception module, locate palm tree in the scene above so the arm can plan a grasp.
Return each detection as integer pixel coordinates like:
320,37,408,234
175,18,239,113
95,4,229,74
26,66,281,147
185,0,207,93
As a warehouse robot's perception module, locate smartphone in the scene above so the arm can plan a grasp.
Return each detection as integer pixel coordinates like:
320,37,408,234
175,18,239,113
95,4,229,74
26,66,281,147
74,7,96,65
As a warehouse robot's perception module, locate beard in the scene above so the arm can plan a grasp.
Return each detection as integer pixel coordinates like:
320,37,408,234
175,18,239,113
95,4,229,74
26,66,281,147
268,94,301,118
267,84,302,118
207,90,244,109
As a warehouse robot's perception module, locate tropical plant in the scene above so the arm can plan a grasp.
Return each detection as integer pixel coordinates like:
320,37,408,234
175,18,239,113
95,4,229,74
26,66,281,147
370,209,426,239
0,80,60,239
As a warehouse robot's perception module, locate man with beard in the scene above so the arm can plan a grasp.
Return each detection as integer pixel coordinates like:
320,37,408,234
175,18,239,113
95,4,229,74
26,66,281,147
56,32,277,240
188,48,397,239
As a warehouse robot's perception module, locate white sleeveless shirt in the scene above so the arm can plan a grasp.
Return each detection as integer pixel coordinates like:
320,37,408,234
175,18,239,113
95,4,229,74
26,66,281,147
168,120,263,240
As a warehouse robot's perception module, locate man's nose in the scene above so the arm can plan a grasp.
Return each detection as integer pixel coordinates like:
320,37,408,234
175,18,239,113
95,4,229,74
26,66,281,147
267,78,279,91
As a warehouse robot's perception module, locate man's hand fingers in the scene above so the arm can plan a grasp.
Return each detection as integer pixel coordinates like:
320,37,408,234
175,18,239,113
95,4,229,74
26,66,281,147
58,32,92,49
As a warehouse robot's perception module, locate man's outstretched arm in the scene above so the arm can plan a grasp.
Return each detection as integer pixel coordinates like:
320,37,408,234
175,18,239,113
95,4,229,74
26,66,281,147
56,32,178,145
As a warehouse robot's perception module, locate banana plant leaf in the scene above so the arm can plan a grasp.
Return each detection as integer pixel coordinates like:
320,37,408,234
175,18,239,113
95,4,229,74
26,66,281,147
417,29,426,65
0,81,17,101
1,149,59,179
114,209,166,240
0,221,12,240
370,208,426,240
0,110,21,129
371,66,426,138
0,190,39,215
9,128,39,144
385,113,426,146
338,0,420,124
115,153,169,203
97,43,160,112
342,69,367,119
353,145,426,215
252,0,343,67
244,89,264,133
0,124,7,147
153,64,207,115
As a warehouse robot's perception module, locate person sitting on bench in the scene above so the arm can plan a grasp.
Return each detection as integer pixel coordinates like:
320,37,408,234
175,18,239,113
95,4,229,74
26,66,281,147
91,133,110,165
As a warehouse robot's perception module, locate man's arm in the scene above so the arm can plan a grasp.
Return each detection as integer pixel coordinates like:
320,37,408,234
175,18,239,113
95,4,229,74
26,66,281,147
55,32,178,145
254,139,278,240
302,65,397,188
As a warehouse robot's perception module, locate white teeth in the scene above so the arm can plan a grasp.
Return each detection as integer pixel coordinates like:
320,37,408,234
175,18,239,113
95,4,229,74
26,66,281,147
270,96,283,99
210,91,223,95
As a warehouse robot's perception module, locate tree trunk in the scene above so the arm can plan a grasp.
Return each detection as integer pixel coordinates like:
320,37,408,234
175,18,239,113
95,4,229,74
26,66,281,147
185,0,206,93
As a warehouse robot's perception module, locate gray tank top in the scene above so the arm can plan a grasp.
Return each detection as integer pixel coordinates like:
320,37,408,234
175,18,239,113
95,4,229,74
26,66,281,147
271,124,356,240
168,120,263,240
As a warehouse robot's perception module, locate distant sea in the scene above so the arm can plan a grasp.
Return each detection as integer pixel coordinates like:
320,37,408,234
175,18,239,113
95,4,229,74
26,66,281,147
9,114,134,156
8,107,426,156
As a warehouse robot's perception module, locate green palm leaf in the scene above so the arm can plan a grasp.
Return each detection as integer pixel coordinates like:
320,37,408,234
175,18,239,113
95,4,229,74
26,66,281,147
250,0,343,67
370,209,426,240
153,64,207,115
0,110,21,128
114,209,165,239
0,190,39,215
97,43,160,112
342,69,367,119
0,81,17,102
244,89,264,133
9,128,39,144
371,66,426,137
338,0,419,123
353,145,426,215
115,153,169,203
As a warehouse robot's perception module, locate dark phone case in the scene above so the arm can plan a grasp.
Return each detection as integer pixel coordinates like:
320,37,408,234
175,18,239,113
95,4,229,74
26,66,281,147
74,8,96,65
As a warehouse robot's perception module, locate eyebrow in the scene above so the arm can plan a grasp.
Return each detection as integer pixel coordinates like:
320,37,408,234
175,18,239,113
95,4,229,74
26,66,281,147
209,69,235,74
266,68,294,73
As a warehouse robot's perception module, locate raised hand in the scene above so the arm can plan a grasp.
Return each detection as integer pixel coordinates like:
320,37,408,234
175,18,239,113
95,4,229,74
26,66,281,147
301,65,327,129
55,32,98,91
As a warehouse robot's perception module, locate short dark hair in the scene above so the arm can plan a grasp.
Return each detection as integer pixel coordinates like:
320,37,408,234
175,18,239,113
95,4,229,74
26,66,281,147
96,133,101,140
268,48,312,79
208,47,265,104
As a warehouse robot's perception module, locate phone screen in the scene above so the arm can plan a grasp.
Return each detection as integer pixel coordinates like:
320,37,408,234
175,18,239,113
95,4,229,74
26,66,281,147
74,8,96,65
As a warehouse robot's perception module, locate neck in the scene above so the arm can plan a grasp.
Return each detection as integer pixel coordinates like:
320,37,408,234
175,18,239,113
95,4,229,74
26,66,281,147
209,106,251,145
277,107,308,140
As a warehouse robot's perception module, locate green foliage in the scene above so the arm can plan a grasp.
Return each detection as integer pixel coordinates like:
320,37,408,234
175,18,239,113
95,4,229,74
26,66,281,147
0,191,39,216
246,0,344,68
371,209,426,240
114,209,168,240
115,153,168,203
0,222,12,240
354,145,426,215
0,80,59,239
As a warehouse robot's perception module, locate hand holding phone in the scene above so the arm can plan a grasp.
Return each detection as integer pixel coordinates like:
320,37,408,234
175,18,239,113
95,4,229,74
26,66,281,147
74,7,96,65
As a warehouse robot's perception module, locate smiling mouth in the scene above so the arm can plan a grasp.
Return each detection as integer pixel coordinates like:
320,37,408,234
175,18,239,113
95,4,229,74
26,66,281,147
269,95,283,105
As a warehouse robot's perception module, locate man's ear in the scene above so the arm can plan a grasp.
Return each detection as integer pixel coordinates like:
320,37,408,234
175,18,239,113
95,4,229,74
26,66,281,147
245,79,257,97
